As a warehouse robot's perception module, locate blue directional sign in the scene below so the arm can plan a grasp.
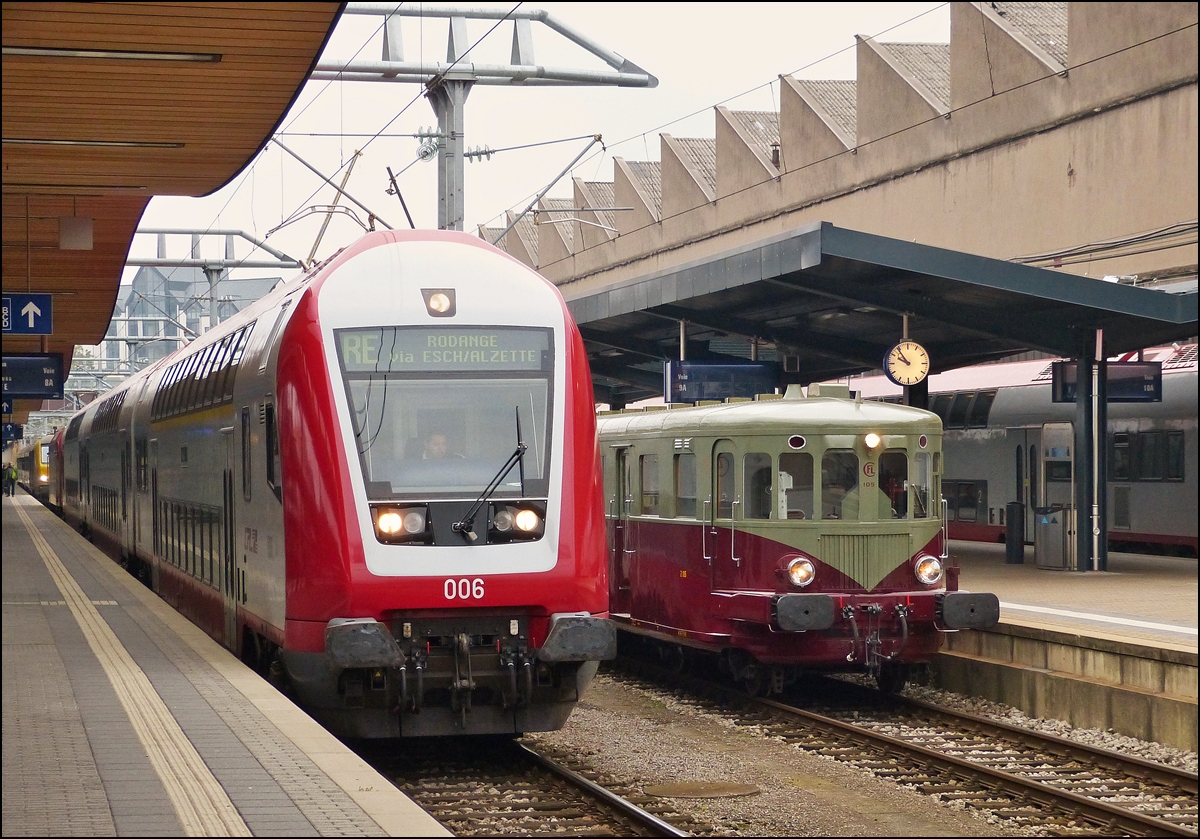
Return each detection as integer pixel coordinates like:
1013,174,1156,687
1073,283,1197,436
1,398,11,415
3,423,22,443
2,354,64,399
2,293,54,335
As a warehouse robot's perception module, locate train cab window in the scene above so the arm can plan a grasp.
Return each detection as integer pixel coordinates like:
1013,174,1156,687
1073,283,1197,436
878,452,907,519
946,393,974,429
912,452,932,518
743,452,772,519
639,454,659,515
338,326,553,501
821,450,858,520
967,391,997,428
673,453,696,518
1109,433,1131,481
716,452,734,518
779,452,813,520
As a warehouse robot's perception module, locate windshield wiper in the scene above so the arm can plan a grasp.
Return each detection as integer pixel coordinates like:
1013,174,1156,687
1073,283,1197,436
453,408,527,542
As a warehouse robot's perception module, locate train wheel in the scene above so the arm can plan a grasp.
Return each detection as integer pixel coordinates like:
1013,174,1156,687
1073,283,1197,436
658,643,687,674
875,663,909,695
744,667,772,697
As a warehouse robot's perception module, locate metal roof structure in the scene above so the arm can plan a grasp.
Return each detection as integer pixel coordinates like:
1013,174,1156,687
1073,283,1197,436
567,221,1200,406
2,2,343,423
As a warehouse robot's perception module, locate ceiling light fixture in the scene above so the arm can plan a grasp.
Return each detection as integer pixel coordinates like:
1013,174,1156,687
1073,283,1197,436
3,138,183,148
3,46,221,62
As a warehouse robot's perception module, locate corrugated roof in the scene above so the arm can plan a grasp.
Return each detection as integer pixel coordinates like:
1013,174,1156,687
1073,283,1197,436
884,43,951,110
797,79,858,141
674,137,717,195
581,180,616,229
626,160,662,214
480,226,509,252
541,197,575,251
729,110,780,162
993,2,1068,66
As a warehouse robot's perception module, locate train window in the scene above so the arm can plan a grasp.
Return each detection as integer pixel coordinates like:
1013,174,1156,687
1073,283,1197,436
967,391,996,428
640,454,659,515
241,407,252,502
1167,431,1185,481
1029,446,1038,507
1137,431,1166,481
258,300,293,374
956,482,978,522
338,326,554,500
912,452,932,518
1046,461,1071,482
929,394,953,424
821,450,858,520
218,327,249,402
743,452,772,519
716,452,734,518
1110,433,1131,481
265,402,281,500
879,452,907,518
674,453,697,518
945,393,974,429
779,452,813,520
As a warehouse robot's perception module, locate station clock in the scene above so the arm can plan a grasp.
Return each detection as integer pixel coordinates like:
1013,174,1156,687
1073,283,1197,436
883,340,930,387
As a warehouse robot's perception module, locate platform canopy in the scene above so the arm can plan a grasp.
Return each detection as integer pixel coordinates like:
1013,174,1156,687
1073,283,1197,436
2,2,343,422
567,221,1200,406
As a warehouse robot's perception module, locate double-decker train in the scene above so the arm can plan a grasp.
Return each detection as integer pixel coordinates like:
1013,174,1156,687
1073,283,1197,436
51,229,614,738
856,343,1198,557
596,384,1000,695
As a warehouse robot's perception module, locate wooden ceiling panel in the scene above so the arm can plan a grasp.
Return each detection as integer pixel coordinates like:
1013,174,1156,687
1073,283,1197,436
2,2,342,424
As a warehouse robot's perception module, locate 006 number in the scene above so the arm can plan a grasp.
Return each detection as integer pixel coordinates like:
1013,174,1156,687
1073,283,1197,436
444,578,485,600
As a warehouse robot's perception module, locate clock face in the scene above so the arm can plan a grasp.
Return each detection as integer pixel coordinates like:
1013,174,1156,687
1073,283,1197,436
884,341,930,386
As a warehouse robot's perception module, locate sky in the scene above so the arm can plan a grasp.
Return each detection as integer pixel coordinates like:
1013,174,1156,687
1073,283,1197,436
123,2,950,284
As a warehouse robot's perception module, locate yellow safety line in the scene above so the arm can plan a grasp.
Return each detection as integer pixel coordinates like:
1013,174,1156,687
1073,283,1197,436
13,500,252,837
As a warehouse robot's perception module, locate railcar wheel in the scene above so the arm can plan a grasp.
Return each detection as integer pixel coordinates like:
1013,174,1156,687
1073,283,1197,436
875,663,909,695
744,666,772,697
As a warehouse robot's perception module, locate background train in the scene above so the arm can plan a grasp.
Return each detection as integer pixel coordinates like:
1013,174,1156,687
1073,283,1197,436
14,432,54,504
596,384,999,695
46,229,614,738
857,343,1198,557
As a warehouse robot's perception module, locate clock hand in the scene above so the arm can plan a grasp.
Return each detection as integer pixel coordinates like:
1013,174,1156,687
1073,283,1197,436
897,350,910,365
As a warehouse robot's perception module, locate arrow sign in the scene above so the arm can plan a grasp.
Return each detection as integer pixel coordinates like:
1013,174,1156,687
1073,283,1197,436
2,294,53,335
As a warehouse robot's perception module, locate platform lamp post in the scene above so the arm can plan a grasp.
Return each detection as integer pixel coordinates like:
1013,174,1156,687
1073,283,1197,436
309,4,657,231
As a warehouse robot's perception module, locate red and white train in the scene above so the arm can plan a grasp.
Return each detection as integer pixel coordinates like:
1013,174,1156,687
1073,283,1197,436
52,230,614,738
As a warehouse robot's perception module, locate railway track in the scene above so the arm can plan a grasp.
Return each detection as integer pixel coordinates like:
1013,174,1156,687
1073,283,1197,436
613,657,1198,836
360,735,697,836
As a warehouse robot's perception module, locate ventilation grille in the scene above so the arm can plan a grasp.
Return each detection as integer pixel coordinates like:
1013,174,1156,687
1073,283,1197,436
820,533,911,592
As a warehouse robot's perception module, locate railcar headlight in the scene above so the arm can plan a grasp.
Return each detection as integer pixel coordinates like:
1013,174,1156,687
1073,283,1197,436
374,506,428,542
402,510,426,533
493,508,514,532
376,511,403,535
787,557,816,588
915,554,944,585
39,474,48,482
864,432,882,449
514,508,541,532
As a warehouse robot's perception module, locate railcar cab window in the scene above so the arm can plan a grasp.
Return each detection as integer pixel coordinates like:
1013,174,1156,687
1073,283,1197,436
337,326,553,500
822,450,858,519
674,452,696,517
640,454,659,515
744,452,772,519
779,452,813,520
878,452,907,519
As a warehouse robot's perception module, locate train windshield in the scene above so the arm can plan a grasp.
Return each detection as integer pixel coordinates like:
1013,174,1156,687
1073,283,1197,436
336,326,553,500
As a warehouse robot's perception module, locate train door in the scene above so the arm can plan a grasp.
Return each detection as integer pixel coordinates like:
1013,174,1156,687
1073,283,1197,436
609,446,634,608
149,439,159,589
709,439,740,590
222,427,238,648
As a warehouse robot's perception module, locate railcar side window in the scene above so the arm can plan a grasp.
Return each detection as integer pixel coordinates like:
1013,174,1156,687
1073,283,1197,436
946,393,974,429
640,454,659,515
674,453,696,518
744,452,772,519
1110,433,1131,481
1166,432,1185,481
779,452,813,520
912,452,932,518
878,452,907,519
716,452,734,517
822,451,858,520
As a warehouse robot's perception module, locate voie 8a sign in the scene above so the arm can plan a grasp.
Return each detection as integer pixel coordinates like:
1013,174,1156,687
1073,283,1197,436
336,327,551,373
2,354,64,399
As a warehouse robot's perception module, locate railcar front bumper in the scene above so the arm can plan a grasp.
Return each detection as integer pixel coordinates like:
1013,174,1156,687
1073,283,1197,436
771,591,1000,632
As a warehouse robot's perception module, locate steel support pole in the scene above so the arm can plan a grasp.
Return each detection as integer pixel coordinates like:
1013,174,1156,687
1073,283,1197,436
1073,340,1094,572
1094,330,1108,571
427,78,472,230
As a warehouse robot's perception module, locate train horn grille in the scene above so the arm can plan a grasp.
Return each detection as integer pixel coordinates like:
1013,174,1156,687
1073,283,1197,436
820,533,912,592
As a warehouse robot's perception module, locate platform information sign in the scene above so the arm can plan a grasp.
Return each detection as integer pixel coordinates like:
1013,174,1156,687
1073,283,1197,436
1051,360,1163,403
3,423,22,443
2,354,64,399
2,294,53,335
664,360,779,403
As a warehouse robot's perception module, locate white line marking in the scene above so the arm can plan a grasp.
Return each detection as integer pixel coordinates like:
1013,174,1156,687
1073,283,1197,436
1000,601,1199,636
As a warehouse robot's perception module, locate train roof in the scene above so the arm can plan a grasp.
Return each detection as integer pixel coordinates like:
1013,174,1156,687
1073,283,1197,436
598,386,941,437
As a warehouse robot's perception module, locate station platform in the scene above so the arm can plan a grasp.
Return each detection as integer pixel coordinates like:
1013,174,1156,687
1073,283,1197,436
952,540,1198,651
1,491,449,838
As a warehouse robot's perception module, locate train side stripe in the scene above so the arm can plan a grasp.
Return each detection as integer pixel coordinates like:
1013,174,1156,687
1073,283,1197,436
11,499,252,837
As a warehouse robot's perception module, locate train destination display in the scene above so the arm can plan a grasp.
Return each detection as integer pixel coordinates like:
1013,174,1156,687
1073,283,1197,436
337,327,551,372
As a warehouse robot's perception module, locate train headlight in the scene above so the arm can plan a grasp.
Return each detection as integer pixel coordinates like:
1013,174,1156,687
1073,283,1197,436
864,432,882,449
39,474,48,482
421,288,456,317
786,557,816,587
373,506,429,543
489,502,546,541
914,554,944,585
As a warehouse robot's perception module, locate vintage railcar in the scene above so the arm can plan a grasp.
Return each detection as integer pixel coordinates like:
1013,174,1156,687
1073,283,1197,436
596,384,999,694
56,229,614,738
